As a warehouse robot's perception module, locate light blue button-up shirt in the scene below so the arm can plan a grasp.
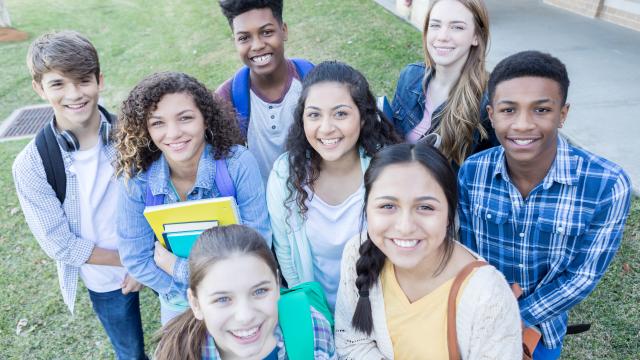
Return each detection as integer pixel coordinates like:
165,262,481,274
117,144,271,300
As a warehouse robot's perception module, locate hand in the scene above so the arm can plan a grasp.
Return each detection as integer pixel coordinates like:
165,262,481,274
121,273,143,294
154,241,177,275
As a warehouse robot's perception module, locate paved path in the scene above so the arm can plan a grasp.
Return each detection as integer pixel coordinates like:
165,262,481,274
376,0,640,194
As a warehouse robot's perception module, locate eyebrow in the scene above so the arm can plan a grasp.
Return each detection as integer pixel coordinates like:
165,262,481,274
235,23,275,35
207,280,273,297
252,280,272,288
496,98,555,105
375,195,440,203
429,19,468,25
149,109,193,120
305,104,353,111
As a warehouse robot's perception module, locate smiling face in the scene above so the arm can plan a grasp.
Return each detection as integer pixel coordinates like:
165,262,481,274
488,76,568,171
303,81,361,164
232,8,288,77
366,162,450,272
33,71,103,131
188,254,279,360
147,92,207,169
425,0,478,71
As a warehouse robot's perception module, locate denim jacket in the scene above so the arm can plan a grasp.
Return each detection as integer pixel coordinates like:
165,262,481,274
391,62,498,155
117,144,271,299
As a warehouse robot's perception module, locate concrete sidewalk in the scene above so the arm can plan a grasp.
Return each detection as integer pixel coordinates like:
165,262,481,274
376,0,640,194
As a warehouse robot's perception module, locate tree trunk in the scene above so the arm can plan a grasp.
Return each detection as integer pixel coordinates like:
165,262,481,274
0,0,11,28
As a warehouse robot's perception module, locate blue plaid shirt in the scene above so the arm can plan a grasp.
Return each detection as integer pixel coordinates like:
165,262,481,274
458,137,631,348
201,306,336,359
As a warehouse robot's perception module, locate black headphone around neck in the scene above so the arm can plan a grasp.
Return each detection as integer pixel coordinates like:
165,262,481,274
52,105,113,152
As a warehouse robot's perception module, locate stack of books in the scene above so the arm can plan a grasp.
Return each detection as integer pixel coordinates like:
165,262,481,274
144,197,240,258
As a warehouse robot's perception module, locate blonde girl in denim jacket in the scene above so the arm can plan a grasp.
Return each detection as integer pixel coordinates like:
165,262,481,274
391,0,498,168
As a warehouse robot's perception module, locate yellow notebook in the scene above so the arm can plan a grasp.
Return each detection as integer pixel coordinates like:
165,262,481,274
144,197,240,249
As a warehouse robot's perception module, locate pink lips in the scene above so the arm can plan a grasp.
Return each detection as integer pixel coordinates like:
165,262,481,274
230,324,262,345
434,47,453,56
165,139,191,152
64,102,89,113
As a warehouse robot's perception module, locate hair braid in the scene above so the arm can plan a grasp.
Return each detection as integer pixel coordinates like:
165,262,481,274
351,236,386,335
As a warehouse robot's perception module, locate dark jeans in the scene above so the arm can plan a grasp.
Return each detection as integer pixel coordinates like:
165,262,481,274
88,289,146,360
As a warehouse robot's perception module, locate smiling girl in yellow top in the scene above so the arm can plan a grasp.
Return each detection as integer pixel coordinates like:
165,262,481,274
335,143,521,359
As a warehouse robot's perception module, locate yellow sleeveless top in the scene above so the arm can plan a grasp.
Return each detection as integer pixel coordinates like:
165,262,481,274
380,260,474,360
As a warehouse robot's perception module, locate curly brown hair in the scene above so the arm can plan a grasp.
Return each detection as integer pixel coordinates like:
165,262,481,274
114,72,244,181
285,61,401,217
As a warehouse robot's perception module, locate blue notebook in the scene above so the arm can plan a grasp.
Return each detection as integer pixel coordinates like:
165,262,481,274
162,220,218,258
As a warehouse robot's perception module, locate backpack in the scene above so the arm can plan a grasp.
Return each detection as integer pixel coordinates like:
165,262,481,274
278,281,334,360
35,105,115,204
230,58,314,136
144,157,236,206
446,261,540,360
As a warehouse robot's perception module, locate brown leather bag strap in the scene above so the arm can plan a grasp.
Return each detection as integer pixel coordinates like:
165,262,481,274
512,283,541,359
447,260,489,360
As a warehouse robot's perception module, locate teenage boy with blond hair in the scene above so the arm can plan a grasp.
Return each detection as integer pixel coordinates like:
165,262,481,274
458,50,631,359
216,0,314,181
13,31,146,359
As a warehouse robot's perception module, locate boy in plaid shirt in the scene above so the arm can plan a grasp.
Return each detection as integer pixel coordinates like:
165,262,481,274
13,31,146,359
458,50,631,359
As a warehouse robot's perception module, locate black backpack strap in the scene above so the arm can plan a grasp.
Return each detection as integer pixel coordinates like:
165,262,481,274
98,104,116,124
97,104,117,142
35,123,66,204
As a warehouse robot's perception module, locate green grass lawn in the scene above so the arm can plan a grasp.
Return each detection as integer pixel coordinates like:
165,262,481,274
1,0,638,358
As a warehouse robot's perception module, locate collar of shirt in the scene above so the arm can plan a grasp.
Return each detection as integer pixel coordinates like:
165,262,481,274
492,136,579,190
54,109,115,166
146,143,215,197
202,326,285,360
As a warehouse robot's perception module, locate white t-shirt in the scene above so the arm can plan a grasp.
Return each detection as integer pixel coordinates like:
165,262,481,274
70,138,126,292
304,185,365,309
247,78,302,182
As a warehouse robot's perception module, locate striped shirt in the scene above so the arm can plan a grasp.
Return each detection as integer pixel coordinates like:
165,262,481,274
458,136,631,348
201,306,336,360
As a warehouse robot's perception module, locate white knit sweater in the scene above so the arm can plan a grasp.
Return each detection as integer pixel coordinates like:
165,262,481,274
335,236,523,359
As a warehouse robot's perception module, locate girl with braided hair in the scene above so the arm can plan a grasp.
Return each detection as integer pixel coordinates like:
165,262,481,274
334,142,521,359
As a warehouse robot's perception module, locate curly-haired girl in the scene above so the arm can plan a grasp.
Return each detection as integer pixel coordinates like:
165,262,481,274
114,72,271,324
267,61,401,309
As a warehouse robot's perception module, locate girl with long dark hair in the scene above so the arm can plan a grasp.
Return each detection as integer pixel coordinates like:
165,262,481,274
267,61,400,309
334,143,521,358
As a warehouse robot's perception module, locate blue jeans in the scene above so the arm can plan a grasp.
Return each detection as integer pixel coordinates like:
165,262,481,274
159,292,188,326
88,289,146,360
533,339,563,360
